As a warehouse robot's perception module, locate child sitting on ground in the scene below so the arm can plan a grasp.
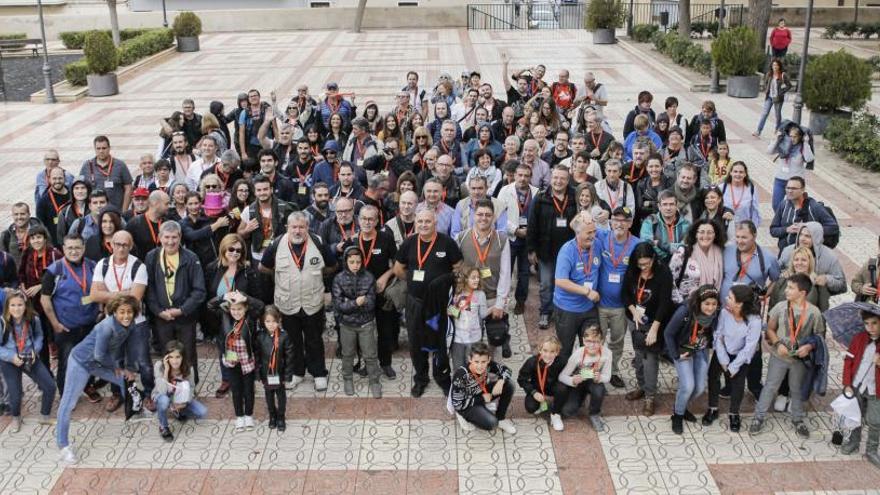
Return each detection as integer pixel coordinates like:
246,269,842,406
450,342,516,434
152,340,206,441
517,335,568,431
558,325,612,432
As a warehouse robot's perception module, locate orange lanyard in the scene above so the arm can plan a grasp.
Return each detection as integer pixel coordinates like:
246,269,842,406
226,319,246,349
416,234,437,270
359,234,377,267
690,320,702,345
628,163,645,183
517,188,531,215
269,328,280,373
338,221,355,241
91,157,113,179
552,194,568,218
607,182,622,210
788,302,808,345
103,240,114,256
15,320,29,353
260,207,273,240
48,189,69,214
289,237,307,270
665,221,676,245
577,243,594,275
470,368,489,395
580,345,602,371
111,259,127,291
590,131,603,150
295,161,314,182
63,258,87,295
731,184,745,210
636,276,649,305
217,168,230,190
536,359,549,396
146,217,162,246
471,231,492,267
738,250,755,280
32,249,48,281
700,137,711,158
609,235,631,269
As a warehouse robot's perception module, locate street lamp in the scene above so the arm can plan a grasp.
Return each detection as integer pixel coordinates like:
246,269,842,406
36,0,55,103
162,0,168,28
791,0,814,125
709,0,726,93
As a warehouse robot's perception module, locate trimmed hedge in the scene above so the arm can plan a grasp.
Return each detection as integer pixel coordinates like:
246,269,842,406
824,21,880,39
64,28,173,86
59,28,153,50
803,50,872,113
0,33,26,41
651,30,712,75
632,24,659,42
824,113,880,172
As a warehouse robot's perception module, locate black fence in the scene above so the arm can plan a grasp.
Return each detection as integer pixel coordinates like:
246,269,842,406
467,1,744,30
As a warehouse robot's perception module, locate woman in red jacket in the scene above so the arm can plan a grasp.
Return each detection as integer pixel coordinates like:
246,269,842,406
840,309,880,468
769,18,792,58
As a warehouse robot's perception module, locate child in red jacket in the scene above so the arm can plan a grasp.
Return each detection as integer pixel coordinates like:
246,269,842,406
841,309,880,468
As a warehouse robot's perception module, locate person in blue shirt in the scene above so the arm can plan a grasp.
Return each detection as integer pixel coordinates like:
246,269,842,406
553,212,602,359
0,290,57,433
719,220,780,398
57,294,140,464
596,206,638,389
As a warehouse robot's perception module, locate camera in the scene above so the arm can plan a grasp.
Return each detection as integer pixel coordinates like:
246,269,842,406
18,353,34,373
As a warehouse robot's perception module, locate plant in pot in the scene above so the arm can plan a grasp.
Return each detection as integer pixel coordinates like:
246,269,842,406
173,11,202,52
710,26,764,98
585,0,625,44
84,30,119,97
803,49,872,134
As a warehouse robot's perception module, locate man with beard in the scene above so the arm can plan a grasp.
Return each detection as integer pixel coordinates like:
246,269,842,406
434,121,464,182
329,162,365,204
492,106,519,143
56,179,90,246
343,117,382,170
257,149,296,203
186,136,221,191
639,190,690,264
166,132,195,178
79,135,132,212
451,176,506,239
124,187,150,222
582,115,615,170
417,154,461,208
68,191,108,242
238,174,297,266
498,162,537,315
37,167,72,247
180,99,203,148
259,121,296,170
304,182,332,234
320,197,360,267
541,131,572,167
34,149,74,205
285,138,319,209
477,82,506,122
670,164,704,223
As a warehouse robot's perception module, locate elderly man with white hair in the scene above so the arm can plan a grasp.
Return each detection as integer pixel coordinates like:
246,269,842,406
552,211,602,359
259,212,335,392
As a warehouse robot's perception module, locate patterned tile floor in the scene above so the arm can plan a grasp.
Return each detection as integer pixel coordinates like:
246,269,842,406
1,28,880,494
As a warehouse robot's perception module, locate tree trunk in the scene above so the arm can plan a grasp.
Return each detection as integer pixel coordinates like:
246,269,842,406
107,0,121,47
747,0,772,49
678,0,691,38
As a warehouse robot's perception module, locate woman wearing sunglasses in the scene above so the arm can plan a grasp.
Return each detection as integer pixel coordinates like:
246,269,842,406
203,234,258,398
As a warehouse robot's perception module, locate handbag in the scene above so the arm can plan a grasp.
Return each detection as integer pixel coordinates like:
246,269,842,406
484,314,509,347
382,277,407,312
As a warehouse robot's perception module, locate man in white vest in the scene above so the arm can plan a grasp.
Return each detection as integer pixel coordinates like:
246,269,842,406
258,212,335,391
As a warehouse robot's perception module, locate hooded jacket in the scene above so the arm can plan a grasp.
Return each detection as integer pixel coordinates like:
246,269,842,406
778,222,847,296
331,246,376,327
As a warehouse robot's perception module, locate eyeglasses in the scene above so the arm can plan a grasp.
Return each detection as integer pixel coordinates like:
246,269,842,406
205,184,220,190
227,247,242,254
325,151,337,156
44,157,60,162
336,209,353,214
416,136,427,139
112,242,131,248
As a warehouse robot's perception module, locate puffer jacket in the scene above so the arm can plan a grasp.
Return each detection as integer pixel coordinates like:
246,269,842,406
253,327,295,383
331,247,376,327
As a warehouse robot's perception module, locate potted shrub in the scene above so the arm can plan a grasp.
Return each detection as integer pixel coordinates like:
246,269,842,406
804,50,872,134
585,0,625,44
710,26,764,98
84,30,119,97
172,11,202,52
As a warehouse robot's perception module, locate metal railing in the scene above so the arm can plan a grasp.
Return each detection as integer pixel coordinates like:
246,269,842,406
467,1,743,31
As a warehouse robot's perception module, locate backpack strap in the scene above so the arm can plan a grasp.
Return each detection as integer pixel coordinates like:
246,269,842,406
675,248,692,289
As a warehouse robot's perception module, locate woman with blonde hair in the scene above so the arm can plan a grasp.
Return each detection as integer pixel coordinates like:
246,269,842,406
200,112,228,153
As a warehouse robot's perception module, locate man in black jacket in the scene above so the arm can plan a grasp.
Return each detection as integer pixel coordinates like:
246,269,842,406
527,165,578,329
145,221,207,383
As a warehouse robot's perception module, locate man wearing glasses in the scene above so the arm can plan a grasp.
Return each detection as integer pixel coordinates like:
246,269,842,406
199,150,243,194
313,140,342,190
89,230,154,412
78,135,133,212
126,191,170,259
145,221,207,384
769,176,839,251
34,149,74,205
180,98,204,149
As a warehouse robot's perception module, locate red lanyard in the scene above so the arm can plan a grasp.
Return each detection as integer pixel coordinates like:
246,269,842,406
15,320,29,353
223,270,236,293
471,231,492,267
146,217,162,246
580,345,602,371
607,182,622,210
731,184,745,210
470,368,489,394
416,234,437,270
111,259,127,291
738,250,756,280
536,359,549,396
577,243,594,275
91,157,114,180
609,235,631,269
636,276,649,305
628,162,645,183
48,189,69,214
296,161,314,182
226,319,246,349
217,168,231,190
700,137,711,158
788,301,808,345
32,249,48,281
359,234,377,267
289,237,308,270
690,320,702,345
269,329,280,373
552,194,568,218
63,258,87,295
665,221,676,245
517,188,531,215
337,221,355,241
590,131,603,150
261,207,273,240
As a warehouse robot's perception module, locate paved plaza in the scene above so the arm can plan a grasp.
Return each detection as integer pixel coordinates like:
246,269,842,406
1,27,880,494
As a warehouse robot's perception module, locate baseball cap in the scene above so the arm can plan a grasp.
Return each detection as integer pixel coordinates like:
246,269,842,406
611,206,633,219
133,187,149,198
326,82,339,91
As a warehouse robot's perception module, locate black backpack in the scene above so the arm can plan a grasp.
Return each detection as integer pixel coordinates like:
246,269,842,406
815,201,840,249
100,257,143,285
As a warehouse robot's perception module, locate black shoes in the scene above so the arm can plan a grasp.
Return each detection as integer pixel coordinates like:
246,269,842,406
702,408,719,426
411,382,427,398
502,343,512,358
609,375,625,389
268,416,277,429
159,427,174,442
729,414,741,433
277,419,286,432
682,409,697,423
671,414,684,435
382,365,397,379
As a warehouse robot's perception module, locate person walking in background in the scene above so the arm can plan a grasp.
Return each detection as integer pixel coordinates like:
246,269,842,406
769,18,792,58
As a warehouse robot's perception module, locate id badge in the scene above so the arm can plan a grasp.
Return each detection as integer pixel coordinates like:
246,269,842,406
480,267,492,279
81,296,93,305
357,159,364,167
583,281,593,292
412,269,425,282
103,180,114,189
267,375,281,386
519,216,528,227
262,238,271,248
298,186,307,195
608,272,621,283
225,350,238,362
485,401,498,412
538,401,549,413
781,165,790,173
53,217,59,225
580,368,594,380
447,305,460,318
555,217,567,228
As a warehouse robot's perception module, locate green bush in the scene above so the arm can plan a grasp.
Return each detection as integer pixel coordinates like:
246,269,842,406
585,0,625,30
823,25,838,39
172,11,202,37
840,21,859,37
711,26,763,76
804,50,872,113
632,24,659,42
83,31,117,75
651,31,712,76
64,60,88,86
869,55,880,73
0,33,26,41
824,113,880,172
118,28,173,66
60,28,154,49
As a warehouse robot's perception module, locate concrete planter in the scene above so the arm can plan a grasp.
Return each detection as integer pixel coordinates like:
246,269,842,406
726,75,760,98
808,110,850,135
176,36,200,52
86,73,118,97
592,29,616,44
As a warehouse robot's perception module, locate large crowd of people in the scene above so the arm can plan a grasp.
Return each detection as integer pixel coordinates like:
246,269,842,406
2,58,879,469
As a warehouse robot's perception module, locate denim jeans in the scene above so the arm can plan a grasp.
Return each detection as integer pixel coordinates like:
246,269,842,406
57,358,124,448
554,306,599,360
155,394,208,429
561,380,607,417
537,259,556,316
126,321,155,395
0,359,56,417
673,349,709,415
756,97,783,135
772,177,787,213
509,241,530,304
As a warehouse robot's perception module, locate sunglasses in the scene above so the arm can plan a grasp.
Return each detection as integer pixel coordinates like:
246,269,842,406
205,184,220,190
227,247,242,254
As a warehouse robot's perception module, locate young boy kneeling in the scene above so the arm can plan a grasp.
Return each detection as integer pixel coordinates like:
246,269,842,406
557,325,611,432
451,342,516,434
517,335,568,431
840,308,880,468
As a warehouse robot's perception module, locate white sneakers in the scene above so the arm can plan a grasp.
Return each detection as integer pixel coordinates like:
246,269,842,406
234,416,246,432
314,377,328,392
10,417,21,433
289,375,304,389
59,446,78,464
456,413,475,432
244,416,255,431
497,419,517,435
550,414,565,432
774,395,790,412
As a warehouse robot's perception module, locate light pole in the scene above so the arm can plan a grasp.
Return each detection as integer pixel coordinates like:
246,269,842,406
36,0,55,103
162,0,168,28
709,0,726,93
791,0,814,125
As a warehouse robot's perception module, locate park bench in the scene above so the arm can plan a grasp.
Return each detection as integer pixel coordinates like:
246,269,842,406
0,38,43,58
